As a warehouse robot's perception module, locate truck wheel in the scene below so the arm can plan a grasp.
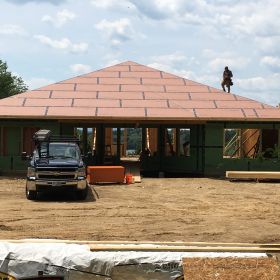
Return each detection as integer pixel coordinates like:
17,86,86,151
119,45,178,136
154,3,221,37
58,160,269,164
26,186,37,200
76,186,88,200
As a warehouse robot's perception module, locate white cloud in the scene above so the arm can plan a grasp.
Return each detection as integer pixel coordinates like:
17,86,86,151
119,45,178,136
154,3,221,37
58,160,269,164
229,2,280,37
237,74,280,92
70,64,92,74
128,0,280,52
148,52,198,81
203,49,250,72
151,52,202,69
26,77,54,90
255,36,280,55
0,24,26,36
95,18,136,47
104,59,122,67
208,57,249,72
151,53,187,66
42,9,76,27
5,0,66,4
34,35,88,53
148,61,198,80
128,0,223,23
235,74,280,105
90,0,135,10
223,73,280,106
260,56,280,71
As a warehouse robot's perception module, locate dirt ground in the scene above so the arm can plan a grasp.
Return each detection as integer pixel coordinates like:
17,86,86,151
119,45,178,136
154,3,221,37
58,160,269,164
0,177,280,243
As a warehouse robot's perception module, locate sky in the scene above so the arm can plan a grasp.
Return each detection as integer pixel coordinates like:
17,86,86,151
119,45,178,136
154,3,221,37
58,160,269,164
0,0,280,106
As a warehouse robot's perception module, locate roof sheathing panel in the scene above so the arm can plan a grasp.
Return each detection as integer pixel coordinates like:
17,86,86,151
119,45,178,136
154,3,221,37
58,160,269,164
0,61,278,121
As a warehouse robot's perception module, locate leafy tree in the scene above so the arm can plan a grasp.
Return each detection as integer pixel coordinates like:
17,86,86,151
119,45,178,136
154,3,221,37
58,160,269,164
0,59,28,98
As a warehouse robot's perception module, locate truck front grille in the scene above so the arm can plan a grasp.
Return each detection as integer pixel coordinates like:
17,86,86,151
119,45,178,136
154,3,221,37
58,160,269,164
38,174,75,180
36,168,77,180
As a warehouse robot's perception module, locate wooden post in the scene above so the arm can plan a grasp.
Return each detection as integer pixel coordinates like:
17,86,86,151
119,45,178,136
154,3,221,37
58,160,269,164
117,128,121,162
158,126,164,171
123,128,127,157
148,128,158,155
142,127,147,152
82,127,87,154
176,128,180,156
92,127,96,151
96,125,105,164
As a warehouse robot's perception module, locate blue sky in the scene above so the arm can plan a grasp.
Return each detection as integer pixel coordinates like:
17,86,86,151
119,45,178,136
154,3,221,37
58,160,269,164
0,0,280,106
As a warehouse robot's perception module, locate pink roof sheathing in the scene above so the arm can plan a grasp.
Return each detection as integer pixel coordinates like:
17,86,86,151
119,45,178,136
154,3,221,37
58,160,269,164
0,61,279,121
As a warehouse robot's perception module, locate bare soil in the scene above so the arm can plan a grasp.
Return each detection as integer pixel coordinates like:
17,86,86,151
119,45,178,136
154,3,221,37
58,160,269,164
0,177,280,243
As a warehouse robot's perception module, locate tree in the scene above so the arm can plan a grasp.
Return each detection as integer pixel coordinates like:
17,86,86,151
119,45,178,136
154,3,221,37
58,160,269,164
0,59,28,99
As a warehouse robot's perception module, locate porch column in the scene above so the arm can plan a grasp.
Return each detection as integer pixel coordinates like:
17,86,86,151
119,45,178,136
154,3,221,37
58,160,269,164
176,128,180,156
96,125,105,164
158,126,164,171
82,127,87,154
142,127,147,152
117,128,121,162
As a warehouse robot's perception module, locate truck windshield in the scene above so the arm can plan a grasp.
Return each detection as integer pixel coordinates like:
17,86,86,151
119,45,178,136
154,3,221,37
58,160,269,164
35,142,80,160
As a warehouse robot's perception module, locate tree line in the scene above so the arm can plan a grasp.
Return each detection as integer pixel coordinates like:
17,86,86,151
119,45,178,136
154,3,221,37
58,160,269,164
0,59,28,99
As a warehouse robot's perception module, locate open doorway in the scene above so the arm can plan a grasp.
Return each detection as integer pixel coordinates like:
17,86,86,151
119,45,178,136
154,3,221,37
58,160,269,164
74,127,96,156
120,128,142,161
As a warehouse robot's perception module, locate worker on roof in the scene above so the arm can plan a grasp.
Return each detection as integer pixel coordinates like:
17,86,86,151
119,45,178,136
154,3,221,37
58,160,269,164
221,66,233,93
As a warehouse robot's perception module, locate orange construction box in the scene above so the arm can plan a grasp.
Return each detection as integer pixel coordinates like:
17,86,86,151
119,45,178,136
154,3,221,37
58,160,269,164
87,166,125,184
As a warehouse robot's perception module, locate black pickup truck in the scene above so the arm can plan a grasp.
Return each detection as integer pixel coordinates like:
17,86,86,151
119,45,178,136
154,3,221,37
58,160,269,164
23,130,88,200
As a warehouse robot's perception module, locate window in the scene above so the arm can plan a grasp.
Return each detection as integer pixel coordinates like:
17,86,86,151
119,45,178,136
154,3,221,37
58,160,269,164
74,127,97,154
180,128,190,157
146,128,158,156
163,128,190,157
223,128,279,159
165,128,176,156
35,142,80,160
22,127,39,154
87,127,96,154
125,128,142,158
223,129,241,158
262,129,279,158
242,129,261,158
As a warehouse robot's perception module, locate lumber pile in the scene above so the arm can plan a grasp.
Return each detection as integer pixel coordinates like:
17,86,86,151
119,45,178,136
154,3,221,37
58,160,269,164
3,239,280,253
226,171,280,180
2,240,280,279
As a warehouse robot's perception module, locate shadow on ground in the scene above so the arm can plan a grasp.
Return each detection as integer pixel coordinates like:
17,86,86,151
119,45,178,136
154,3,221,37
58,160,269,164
34,187,97,203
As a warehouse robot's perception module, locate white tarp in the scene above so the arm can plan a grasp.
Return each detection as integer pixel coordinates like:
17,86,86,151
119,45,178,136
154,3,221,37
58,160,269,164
0,242,267,280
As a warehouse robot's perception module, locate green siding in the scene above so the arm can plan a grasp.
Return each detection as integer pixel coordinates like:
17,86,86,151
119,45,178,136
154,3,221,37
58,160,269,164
0,121,60,173
203,122,280,176
0,120,280,176
5,127,21,156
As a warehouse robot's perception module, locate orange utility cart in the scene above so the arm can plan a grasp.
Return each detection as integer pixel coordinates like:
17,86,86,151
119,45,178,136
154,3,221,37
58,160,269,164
87,166,125,184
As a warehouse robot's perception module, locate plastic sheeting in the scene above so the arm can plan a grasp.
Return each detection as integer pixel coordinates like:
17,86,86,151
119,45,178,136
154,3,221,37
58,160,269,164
0,242,267,280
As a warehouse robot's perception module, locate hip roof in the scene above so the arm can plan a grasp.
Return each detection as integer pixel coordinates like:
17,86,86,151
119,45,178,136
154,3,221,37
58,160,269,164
0,61,279,122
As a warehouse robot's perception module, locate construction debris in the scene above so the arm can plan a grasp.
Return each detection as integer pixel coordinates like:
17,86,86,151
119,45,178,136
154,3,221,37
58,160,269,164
1,240,280,279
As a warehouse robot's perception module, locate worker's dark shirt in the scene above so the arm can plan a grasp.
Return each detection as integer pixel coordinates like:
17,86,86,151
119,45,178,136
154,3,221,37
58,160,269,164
223,70,233,81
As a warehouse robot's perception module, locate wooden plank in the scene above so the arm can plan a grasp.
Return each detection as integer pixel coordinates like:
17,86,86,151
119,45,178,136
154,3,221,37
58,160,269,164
133,175,141,183
2,239,280,253
183,257,280,280
2,239,280,248
88,245,280,253
226,171,280,179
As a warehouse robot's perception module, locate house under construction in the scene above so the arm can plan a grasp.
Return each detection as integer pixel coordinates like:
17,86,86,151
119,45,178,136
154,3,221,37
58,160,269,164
0,61,279,176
